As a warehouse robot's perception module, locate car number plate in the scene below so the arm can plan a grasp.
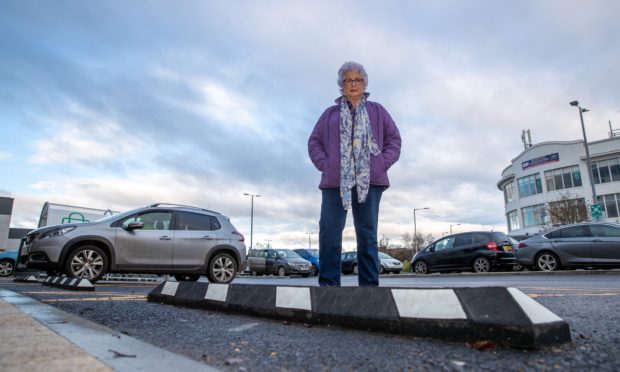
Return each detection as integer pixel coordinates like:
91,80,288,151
503,245,512,251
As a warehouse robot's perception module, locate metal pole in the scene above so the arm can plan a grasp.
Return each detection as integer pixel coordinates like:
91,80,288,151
250,196,254,249
244,193,261,250
577,107,598,204
413,207,429,251
413,210,417,250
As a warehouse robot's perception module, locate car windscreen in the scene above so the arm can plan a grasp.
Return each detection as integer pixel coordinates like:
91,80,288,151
277,250,302,258
378,252,392,259
96,207,143,223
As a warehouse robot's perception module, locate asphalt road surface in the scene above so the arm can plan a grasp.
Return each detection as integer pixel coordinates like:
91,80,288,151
2,271,619,371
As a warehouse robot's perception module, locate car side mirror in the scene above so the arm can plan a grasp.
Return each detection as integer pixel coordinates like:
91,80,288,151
126,221,144,230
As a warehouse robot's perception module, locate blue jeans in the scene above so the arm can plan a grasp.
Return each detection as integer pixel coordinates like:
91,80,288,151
318,186,384,287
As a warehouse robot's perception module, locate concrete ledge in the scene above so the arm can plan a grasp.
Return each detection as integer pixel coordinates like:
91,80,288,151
42,276,94,291
147,282,571,349
13,274,39,283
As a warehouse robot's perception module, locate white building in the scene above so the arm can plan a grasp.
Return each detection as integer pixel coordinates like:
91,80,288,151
497,136,620,238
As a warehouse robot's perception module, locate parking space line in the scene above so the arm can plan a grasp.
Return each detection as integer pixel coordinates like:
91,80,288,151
41,295,147,303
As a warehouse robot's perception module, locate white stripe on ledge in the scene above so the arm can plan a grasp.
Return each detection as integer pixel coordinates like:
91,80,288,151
276,286,312,311
391,289,467,319
161,282,179,296
508,287,563,324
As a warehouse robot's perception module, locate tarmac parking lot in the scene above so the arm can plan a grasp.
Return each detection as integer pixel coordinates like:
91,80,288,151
1,272,620,371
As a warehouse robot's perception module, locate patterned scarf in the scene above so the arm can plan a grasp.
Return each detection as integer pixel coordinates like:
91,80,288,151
339,96,381,210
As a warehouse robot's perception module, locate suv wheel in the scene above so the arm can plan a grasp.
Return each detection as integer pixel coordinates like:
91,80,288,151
174,274,200,281
207,252,237,284
65,245,108,282
352,264,358,275
473,257,490,273
0,260,14,277
277,266,286,277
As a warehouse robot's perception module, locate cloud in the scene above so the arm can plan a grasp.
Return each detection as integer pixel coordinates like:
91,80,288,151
0,151,11,161
28,104,148,166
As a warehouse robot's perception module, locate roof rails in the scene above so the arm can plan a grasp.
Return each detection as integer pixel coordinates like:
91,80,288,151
146,203,220,215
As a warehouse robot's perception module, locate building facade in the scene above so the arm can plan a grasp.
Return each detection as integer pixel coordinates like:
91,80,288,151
497,136,620,238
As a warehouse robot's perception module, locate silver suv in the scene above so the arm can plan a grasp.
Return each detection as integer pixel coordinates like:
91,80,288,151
22,203,246,283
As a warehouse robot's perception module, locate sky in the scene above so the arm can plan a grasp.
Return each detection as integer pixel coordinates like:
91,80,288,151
1,0,619,250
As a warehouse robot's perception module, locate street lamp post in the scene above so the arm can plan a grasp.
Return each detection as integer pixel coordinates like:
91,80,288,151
449,223,461,234
243,193,261,250
265,239,272,248
413,207,430,251
570,101,598,211
306,232,315,249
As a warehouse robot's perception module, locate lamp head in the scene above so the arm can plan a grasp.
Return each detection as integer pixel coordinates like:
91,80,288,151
569,101,579,107
581,108,589,113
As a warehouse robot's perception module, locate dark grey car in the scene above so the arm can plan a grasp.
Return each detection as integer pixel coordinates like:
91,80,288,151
247,248,312,277
516,222,620,271
22,203,246,283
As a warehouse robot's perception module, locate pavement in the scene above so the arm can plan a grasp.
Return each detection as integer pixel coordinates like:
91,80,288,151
0,289,218,372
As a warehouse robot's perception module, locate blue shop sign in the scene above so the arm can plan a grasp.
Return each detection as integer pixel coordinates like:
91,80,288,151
522,153,559,170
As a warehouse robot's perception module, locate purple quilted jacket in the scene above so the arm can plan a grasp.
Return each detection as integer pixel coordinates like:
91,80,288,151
308,97,402,189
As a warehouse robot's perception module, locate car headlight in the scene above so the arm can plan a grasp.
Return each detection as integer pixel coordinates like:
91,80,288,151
39,226,76,240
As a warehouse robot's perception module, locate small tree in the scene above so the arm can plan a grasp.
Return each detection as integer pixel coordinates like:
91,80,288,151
411,232,435,254
547,193,588,225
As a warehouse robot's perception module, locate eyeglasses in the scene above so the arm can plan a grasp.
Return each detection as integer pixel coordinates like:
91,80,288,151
343,78,364,85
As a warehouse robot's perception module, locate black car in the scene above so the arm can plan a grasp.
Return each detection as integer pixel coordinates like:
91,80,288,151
341,251,358,274
411,231,517,274
247,248,313,277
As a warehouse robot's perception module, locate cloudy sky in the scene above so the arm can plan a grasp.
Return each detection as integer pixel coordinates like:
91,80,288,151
1,1,618,249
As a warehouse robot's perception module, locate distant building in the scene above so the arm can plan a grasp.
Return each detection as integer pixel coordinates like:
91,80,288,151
497,136,620,238
0,197,13,251
0,196,118,251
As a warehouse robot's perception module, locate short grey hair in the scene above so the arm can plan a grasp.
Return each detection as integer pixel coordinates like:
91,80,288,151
337,61,368,93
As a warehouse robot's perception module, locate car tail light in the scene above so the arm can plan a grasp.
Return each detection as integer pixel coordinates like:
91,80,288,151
486,242,499,251
518,242,528,249
232,231,245,241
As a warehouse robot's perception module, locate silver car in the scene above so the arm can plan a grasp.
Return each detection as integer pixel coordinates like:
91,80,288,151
378,252,403,274
22,203,246,283
516,222,620,271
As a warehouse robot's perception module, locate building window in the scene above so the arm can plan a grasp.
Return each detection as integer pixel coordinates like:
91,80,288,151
518,174,543,197
522,204,547,227
592,157,620,184
597,193,620,218
507,210,520,231
504,181,516,203
545,165,582,191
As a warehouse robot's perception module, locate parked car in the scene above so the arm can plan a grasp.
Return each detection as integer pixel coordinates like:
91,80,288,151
341,251,358,274
0,250,17,277
22,203,246,283
378,252,403,274
292,248,319,276
247,248,313,277
516,222,620,271
412,231,517,274
341,251,403,275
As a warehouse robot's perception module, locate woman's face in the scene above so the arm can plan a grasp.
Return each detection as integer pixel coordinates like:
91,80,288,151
342,70,364,102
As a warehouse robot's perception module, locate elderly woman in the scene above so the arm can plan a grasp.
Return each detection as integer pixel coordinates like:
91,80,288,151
308,61,401,287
